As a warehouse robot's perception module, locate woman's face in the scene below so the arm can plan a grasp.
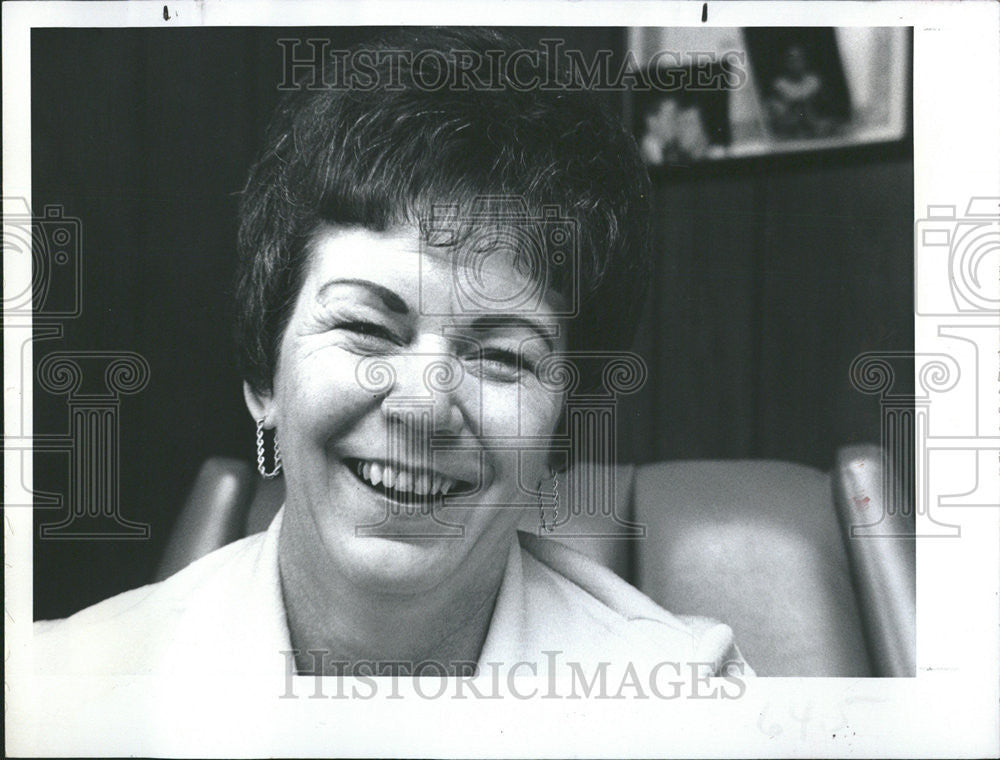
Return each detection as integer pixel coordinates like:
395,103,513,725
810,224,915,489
247,224,567,594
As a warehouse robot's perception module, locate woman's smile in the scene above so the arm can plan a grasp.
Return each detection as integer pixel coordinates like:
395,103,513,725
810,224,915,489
343,457,476,500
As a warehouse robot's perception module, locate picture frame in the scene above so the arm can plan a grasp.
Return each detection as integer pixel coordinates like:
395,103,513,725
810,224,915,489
628,26,911,164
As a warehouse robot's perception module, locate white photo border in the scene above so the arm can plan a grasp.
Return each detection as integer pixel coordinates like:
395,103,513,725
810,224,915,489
4,1,999,757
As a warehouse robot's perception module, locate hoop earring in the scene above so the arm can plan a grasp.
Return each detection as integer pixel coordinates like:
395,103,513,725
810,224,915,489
256,418,282,479
538,468,559,533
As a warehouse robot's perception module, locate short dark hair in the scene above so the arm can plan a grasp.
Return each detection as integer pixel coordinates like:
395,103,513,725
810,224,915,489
234,27,652,396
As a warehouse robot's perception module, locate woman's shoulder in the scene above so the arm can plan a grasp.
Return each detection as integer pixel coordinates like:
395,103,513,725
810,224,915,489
515,531,752,676
32,530,272,674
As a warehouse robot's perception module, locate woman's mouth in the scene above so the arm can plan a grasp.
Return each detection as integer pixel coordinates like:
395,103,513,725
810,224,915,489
343,457,475,505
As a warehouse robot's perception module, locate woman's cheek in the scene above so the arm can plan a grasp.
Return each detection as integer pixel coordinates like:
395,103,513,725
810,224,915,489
476,383,522,436
280,348,375,436
518,380,563,437
474,379,561,439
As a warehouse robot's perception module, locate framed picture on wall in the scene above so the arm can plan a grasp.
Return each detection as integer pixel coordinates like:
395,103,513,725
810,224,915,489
743,27,852,140
632,61,733,166
628,26,910,163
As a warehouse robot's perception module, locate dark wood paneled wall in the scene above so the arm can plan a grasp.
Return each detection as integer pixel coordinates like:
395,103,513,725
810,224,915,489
620,152,914,469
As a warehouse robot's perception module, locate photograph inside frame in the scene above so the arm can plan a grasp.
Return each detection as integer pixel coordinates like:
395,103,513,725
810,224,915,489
629,26,909,165
13,16,928,751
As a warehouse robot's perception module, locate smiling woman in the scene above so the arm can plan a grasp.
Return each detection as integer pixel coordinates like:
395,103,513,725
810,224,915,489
257,224,572,671
31,27,751,729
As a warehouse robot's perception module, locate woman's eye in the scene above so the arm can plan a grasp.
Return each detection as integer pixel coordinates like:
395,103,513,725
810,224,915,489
337,321,401,348
467,349,535,382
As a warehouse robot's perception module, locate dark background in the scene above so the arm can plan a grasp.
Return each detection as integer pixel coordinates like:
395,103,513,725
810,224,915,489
31,27,913,619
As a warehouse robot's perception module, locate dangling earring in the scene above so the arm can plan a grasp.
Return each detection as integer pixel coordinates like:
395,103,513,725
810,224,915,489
538,468,559,533
256,418,282,478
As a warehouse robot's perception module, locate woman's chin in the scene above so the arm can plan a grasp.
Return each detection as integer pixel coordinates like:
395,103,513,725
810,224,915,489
332,532,462,594
292,470,515,595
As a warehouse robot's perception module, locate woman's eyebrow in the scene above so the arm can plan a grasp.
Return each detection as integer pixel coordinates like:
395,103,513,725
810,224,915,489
466,315,557,353
316,278,410,315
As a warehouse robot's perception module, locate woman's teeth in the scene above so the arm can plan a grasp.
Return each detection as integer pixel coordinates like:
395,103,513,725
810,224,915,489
354,460,454,496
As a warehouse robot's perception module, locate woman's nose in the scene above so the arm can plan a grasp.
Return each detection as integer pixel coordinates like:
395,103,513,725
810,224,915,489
378,350,466,436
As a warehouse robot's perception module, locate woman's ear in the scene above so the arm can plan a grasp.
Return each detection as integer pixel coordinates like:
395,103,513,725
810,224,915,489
243,381,275,425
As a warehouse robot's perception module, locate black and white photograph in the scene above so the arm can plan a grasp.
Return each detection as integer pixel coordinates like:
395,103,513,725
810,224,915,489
4,1,999,757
